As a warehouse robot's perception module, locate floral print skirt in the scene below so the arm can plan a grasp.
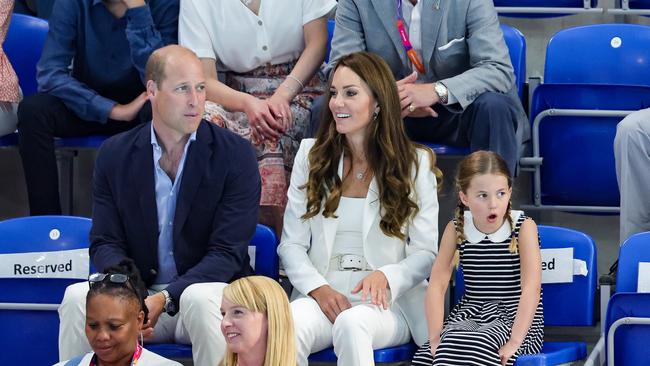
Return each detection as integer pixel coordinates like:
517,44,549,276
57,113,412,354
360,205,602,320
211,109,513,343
203,61,326,208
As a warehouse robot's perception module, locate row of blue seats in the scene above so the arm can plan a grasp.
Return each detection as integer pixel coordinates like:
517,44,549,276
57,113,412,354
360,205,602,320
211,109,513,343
492,0,650,16
1,215,648,365
3,14,650,217
15,0,650,19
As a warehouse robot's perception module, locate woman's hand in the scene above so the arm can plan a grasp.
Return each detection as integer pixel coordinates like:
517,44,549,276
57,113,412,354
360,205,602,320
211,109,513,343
243,95,283,142
498,340,519,366
351,270,390,309
309,285,352,323
267,91,294,131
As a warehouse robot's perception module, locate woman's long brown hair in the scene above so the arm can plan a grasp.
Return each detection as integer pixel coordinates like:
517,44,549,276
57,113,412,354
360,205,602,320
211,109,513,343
301,52,442,240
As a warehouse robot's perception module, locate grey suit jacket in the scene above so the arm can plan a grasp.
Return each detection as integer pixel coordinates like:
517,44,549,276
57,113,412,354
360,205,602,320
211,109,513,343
328,0,530,147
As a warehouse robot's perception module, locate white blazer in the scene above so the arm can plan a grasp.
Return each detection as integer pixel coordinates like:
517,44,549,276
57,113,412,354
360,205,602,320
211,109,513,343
278,139,439,345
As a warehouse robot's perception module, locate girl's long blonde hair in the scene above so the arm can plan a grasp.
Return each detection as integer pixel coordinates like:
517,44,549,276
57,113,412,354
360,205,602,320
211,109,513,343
219,276,296,366
453,151,516,266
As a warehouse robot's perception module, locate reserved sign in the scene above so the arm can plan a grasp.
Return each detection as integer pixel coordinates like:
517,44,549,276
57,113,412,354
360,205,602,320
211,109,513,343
541,247,574,284
0,249,89,279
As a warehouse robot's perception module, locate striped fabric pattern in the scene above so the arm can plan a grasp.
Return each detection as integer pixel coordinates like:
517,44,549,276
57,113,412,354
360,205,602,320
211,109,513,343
412,212,544,366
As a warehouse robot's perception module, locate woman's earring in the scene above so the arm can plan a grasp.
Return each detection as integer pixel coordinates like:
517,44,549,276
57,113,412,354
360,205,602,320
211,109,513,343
373,106,380,120
140,332,144,346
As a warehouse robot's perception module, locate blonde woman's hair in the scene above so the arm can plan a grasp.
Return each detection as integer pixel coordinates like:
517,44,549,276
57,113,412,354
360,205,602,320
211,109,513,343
453,151,516,266
219,276,296,366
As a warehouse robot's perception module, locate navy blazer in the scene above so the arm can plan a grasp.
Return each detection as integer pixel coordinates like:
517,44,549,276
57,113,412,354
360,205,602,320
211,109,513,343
90,121,260,309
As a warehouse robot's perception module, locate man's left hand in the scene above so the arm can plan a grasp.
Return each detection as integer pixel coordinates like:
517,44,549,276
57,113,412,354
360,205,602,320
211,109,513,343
143,292,166,332
398,82,440,112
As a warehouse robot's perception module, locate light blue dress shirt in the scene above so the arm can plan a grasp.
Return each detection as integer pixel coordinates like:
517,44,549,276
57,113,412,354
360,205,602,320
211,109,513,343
150,123,197,285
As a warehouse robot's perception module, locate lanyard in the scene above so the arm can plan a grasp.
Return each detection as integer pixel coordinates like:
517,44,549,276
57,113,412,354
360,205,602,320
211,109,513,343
395,0,425,74
89,343,144,366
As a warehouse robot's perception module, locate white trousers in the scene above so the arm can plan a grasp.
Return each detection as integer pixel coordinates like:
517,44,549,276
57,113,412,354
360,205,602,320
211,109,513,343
614,108,650,243
58,281,228,366
291,296,411,366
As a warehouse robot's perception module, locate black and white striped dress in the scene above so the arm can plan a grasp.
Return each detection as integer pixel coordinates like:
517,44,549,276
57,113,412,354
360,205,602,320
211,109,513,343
412,210,544,366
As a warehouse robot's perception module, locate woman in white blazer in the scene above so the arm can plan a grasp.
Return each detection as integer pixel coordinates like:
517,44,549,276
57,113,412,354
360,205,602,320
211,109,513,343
278,51,442,366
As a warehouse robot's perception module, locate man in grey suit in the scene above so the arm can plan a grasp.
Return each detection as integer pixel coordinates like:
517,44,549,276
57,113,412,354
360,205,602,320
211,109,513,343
326,0,529,175
614,108,650,244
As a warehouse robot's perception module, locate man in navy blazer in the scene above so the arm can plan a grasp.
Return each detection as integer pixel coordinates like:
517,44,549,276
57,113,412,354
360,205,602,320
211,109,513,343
58,45,260,365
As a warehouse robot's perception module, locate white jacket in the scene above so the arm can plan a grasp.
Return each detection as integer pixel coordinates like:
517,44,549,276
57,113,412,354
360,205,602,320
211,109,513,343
278,139,439,345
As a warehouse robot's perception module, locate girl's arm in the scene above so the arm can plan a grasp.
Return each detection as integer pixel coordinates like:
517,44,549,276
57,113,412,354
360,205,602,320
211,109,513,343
500,218,542,362
267,16,329,130
425,222,457,350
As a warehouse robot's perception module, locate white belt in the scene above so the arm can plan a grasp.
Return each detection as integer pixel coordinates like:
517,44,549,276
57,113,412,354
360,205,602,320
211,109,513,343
330,254,371,272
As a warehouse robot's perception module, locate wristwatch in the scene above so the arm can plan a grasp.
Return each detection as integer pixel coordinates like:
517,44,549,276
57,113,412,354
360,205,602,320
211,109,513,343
161,290,176,315
434,82,449,105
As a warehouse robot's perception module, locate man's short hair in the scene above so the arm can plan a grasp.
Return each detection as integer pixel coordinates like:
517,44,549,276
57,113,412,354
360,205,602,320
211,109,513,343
145,51,167,89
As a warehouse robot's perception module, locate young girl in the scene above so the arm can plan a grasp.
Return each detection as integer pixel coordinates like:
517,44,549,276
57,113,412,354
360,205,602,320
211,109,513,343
412,151,544,366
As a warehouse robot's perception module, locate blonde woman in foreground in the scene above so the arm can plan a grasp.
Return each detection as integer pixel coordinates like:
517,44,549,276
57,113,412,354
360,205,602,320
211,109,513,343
219,276,296,366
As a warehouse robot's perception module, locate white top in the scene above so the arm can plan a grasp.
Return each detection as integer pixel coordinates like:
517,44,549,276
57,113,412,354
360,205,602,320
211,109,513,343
331,196,365,257
179,0,337,73
54,348,182,366
463,210,524,244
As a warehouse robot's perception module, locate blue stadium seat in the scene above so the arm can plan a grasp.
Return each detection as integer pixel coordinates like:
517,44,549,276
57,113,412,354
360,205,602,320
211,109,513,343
0,132,18,148
308,342,418,363
616,232,650,293
604,293,650,365
585,232,650,365
147,224,279,360
4,13,48,97
521,24,650,213
421,24,526,157
591,233,650,365
0,216,92,365
0,14,48,147
455,225,596,365
501,24,526,102
326,18,335,63
608,0,650,14
495,0,602,17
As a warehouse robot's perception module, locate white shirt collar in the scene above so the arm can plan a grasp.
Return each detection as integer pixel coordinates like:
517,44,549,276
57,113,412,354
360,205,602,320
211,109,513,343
463,210,523,243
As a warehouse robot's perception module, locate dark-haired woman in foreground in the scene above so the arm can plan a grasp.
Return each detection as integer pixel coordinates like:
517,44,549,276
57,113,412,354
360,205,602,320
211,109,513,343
55,260,180,366
278,51,442,366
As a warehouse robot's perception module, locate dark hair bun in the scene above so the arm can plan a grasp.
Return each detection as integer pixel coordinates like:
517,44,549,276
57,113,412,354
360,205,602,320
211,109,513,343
89,259,149,323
